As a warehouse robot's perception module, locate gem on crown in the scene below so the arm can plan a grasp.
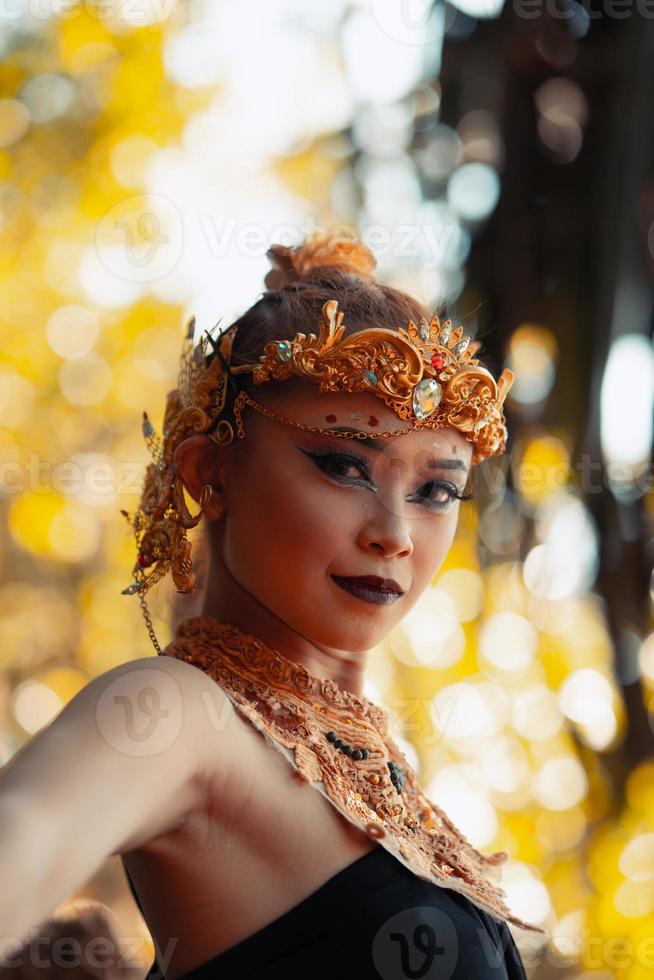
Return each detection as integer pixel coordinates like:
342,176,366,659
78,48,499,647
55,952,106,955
275,341,293,362
412,378,442,419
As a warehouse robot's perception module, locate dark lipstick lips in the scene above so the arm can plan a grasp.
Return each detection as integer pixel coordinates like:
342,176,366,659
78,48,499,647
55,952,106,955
331,575,404,606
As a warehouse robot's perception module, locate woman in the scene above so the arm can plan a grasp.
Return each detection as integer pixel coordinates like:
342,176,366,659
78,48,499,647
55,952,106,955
1,232,546,978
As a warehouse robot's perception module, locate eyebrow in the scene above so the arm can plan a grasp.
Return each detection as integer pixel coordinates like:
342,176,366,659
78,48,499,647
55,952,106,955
325,426,469,474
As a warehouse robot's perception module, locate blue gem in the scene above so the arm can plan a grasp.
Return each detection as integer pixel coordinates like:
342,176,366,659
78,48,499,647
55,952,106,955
362,370,377,386
275,341,292,362
121,581,142,595
142,415,154,438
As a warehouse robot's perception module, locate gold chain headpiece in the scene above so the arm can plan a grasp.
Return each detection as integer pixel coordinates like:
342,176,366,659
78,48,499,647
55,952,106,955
120,237,514,651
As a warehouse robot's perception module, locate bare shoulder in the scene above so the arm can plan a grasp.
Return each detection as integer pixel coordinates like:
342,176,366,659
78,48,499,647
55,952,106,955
85,653,239,772
101,654,247,850
0,652,241,861
115,654,238,727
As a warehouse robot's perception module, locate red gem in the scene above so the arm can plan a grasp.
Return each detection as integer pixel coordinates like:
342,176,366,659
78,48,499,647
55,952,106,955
326,414,337,423
368,415,379,427
138,553,152,567
431,354,445,370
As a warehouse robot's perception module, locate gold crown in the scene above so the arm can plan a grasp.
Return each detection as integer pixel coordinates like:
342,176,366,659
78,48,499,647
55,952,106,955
228,298,513,460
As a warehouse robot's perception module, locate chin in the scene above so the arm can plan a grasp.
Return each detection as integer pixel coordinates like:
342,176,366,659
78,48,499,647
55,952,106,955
308,615,396,654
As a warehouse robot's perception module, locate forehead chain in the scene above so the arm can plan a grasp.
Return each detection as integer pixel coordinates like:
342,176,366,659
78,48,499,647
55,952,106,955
215,390,447,443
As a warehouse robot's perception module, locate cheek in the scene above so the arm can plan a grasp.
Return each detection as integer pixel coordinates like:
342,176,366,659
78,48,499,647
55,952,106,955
223,454,345,581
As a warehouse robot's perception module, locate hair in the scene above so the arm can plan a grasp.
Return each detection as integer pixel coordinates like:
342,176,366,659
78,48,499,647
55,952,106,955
230,248,431,369
166,232,480,635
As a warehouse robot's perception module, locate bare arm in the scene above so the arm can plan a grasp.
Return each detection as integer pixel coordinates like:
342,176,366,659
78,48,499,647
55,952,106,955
0,655,234,954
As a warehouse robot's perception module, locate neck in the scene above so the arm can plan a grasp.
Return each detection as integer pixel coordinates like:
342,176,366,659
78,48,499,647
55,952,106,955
197,552,370,699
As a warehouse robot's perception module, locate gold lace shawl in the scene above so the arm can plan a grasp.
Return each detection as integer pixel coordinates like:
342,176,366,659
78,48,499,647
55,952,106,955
163,616,547,937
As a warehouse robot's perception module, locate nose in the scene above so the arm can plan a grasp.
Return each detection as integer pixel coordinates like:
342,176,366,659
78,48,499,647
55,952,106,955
356,498,414,559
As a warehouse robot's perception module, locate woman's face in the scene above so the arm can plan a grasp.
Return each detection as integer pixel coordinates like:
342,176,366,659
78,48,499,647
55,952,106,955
181,385,474,653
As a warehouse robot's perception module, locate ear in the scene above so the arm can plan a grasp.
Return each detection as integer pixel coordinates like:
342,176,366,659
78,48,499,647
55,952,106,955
173,434,228,521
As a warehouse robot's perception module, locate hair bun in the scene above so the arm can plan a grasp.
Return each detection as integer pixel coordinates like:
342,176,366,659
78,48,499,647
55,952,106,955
264,231,377,290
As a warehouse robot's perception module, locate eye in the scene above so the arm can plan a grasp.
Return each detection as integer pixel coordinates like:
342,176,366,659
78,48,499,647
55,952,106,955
300,448,372,484
298,446,475,511
412,481,475,512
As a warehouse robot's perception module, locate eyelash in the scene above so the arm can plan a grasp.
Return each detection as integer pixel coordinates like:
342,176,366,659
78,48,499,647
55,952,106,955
301,449,474,512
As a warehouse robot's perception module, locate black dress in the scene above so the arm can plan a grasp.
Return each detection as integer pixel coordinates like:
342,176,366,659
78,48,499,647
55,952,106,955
123,844,528,979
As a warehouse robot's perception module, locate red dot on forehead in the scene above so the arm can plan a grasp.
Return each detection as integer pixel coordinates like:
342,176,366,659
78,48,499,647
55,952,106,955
368,415,379,427
325,414,337,423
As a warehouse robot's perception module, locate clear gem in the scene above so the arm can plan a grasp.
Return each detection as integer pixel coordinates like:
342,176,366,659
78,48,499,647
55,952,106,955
439,323,452,344
412,379,442,419
453,338,469,357
362,369,377,386
419,321,430,341
275,341,293,362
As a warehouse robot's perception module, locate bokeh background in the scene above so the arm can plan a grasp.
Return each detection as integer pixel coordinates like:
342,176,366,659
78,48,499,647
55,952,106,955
2,2,654,977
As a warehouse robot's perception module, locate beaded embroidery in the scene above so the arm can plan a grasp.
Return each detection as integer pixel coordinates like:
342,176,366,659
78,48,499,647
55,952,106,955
162,616,546,936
